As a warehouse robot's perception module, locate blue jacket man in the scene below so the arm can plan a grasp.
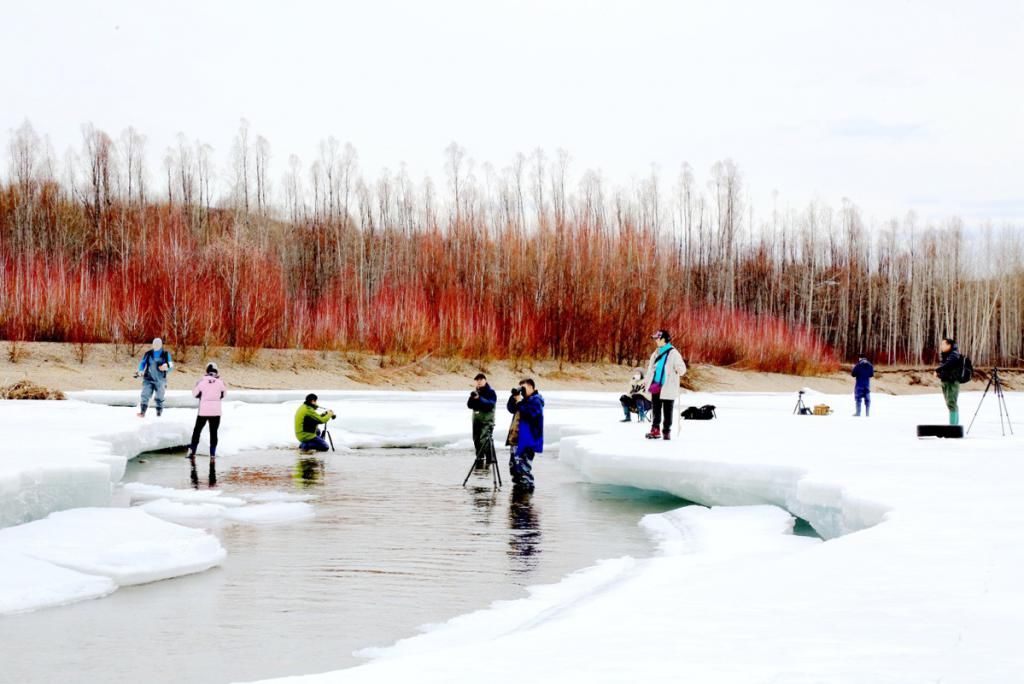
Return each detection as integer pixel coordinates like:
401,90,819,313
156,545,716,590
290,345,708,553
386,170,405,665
851,355,874,417
507,378,544,490
136,337,174,417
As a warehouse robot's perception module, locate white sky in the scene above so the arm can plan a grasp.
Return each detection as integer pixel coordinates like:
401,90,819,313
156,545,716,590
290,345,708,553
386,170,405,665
2,0,1022,225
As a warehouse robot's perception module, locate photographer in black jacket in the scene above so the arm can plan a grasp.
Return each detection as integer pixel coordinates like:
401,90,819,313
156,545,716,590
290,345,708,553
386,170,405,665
467,373,498,468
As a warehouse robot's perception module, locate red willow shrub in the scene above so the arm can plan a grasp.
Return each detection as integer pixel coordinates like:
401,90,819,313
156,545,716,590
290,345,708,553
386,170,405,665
0,126,844,373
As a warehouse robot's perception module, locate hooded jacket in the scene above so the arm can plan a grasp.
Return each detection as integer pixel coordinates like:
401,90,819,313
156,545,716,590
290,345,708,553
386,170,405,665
294,402,331,442
508,391,544,454
193,374,226,417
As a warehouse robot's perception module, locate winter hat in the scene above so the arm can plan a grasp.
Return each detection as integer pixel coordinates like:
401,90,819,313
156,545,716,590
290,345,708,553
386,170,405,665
152,337,163,349
206,362,219,376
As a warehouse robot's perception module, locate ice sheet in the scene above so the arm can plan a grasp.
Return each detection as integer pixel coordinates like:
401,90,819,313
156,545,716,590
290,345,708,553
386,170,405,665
0,507,226,586
6,388,1024,681
0,550,116,615
240,390,1024,684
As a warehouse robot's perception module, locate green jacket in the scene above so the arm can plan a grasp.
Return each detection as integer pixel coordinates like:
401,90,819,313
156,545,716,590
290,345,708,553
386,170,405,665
295,403,331,442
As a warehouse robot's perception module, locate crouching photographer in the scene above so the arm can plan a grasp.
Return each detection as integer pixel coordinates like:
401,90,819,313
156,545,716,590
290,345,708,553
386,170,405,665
506,379,544,491
294,393,335,451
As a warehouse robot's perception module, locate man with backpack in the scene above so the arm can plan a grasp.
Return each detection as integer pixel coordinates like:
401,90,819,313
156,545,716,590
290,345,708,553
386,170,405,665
935,337,969,425
851,353,874,417
135,337,174,417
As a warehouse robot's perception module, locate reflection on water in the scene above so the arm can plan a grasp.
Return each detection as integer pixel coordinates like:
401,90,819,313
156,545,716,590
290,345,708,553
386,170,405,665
509,487,541,572
190,461,219,489
294,457,325,486
0,448,688,684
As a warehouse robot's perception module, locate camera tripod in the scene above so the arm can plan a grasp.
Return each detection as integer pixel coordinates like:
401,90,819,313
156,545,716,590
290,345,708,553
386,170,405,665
319,407,337,451
462,441,502,490
967,368,1014,436
793,390,811,415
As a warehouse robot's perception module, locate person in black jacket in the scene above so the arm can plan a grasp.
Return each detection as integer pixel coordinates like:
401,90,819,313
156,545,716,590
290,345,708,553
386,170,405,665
467,373,498,468
851,354,874,417
935,338,962,425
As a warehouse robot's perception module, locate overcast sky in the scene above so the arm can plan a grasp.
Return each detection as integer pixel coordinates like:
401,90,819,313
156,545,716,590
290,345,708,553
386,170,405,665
2,0,1022,225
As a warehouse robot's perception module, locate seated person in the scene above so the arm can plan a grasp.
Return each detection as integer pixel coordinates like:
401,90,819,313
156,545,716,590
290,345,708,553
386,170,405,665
620,369,652,422
294,393,335,451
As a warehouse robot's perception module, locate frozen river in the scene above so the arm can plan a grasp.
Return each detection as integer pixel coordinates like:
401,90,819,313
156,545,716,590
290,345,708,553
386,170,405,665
0,446,685,684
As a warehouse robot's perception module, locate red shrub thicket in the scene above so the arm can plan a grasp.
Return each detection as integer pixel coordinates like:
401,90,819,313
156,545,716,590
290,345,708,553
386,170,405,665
7,122,1019,373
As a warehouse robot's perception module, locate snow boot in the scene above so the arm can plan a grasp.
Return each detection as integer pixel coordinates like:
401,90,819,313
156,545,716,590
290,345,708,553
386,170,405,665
646,427,661,440
950,410,959,426
663,429,671,441
620,416,631,423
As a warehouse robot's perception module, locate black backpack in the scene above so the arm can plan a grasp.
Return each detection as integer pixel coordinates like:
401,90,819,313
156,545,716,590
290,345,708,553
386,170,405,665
682,404,717,420
960,356,973,384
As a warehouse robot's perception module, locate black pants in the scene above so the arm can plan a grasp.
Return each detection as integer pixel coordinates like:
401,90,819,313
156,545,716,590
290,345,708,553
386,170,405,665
190,416,221,456
652,394,674,432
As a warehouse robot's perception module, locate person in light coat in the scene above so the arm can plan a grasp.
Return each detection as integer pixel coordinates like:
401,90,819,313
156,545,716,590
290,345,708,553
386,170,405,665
644,329,687,441
188,362,226,464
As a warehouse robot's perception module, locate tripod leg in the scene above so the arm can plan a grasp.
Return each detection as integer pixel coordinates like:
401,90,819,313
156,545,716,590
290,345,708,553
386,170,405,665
462,458,477,487
966,378,993,435
996,381,1013,436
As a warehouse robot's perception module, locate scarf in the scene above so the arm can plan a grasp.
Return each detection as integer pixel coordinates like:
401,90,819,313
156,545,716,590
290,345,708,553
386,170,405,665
653,343,674,384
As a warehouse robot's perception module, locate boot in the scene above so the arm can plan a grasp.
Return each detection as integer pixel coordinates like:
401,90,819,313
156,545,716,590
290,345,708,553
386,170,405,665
646,427,661,440
663,429,671,441
950,410,959,426
621,406,632,422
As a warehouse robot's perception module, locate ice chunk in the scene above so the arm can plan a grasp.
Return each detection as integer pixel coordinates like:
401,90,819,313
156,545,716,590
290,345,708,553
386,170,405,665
222,502,315,524
0,508,225,585
123,482,246,507
140,498,228,524
0,551,116,615
640,504,799,556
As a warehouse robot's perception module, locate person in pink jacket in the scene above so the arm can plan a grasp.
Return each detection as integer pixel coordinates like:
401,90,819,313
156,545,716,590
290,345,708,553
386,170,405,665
188,362,227,464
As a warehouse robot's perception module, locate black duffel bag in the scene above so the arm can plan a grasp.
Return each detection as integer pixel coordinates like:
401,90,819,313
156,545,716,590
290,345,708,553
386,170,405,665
681,404,717,420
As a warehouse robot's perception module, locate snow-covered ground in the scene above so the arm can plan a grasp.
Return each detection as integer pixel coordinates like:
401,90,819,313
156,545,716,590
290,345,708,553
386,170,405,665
2,387,1022,682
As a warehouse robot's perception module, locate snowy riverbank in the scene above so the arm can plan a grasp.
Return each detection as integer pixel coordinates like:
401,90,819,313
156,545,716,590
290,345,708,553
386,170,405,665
253,391,1024,684
2,389,1023,682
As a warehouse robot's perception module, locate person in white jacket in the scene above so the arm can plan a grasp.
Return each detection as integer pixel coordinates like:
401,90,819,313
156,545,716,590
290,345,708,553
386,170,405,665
644,329,687,441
